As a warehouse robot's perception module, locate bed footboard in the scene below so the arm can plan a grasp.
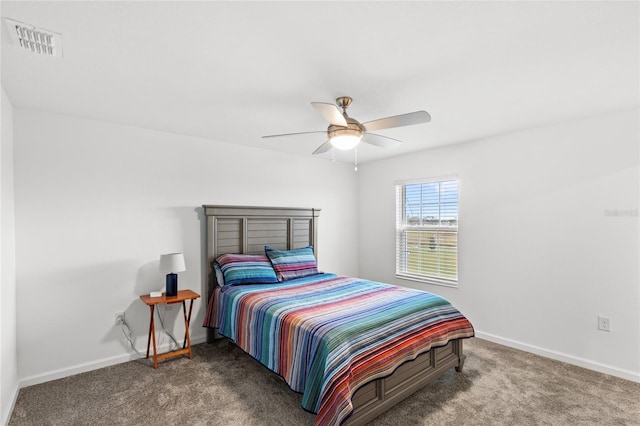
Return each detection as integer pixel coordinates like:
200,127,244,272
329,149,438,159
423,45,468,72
346,339,464,425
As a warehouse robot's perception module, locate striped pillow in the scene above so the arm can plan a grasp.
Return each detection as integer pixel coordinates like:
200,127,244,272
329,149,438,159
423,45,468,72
214,254,279,286
265,245,319,281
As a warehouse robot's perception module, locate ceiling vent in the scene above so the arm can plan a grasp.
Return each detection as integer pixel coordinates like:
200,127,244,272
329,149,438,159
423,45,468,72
4,17,63,57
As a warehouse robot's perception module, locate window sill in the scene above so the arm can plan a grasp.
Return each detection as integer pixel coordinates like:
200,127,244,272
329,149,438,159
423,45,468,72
396,274,458,288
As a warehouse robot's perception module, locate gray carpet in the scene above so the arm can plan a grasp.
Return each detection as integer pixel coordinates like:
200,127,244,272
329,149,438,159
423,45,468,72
9,338,640,425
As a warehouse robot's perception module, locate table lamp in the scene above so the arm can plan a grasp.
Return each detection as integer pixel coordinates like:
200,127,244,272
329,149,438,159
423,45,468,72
159,253,186,297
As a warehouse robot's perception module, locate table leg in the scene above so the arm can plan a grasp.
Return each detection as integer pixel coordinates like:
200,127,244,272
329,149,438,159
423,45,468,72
183,299,195,349
187,299,194,358
150,306,158,369
181,300,194,359
146,305,154,359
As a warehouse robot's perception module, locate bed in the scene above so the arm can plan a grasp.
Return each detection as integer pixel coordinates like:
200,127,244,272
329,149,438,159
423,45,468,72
202,205,474,425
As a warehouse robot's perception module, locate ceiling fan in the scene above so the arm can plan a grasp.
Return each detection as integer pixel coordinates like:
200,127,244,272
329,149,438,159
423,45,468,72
262,96,431,155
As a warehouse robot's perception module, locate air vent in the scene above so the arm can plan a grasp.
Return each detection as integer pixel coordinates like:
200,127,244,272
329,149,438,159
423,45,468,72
4,18,63,57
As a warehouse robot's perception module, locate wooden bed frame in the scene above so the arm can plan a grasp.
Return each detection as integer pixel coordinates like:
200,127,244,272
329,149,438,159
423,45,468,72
202,205,466,425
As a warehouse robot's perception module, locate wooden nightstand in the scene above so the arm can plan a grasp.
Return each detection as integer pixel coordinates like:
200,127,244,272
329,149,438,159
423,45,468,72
139,289,200,369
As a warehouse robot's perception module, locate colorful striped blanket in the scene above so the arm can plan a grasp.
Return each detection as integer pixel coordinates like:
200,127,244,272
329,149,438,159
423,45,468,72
203,273,474,425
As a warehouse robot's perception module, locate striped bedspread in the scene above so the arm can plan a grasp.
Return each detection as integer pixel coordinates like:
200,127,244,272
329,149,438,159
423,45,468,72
204,273,474,425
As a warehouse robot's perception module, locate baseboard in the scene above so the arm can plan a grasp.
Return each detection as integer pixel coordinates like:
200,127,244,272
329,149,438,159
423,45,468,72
475,330,640,383
2,383,19,426
19,333,207,388
16,330,639,392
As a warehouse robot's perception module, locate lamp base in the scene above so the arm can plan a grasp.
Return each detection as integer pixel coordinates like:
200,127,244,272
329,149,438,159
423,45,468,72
166,273,178,297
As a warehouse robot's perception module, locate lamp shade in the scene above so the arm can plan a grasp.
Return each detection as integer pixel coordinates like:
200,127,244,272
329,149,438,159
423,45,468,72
159,253,186,274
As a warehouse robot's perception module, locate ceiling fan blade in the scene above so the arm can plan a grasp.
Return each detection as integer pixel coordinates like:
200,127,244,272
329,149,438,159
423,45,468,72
311,102,348,127
262,131,325,139
362,111,431,132
362,133,402,149
312,140,332,155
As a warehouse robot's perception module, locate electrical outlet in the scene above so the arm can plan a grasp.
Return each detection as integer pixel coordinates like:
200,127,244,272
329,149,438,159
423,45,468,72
114,312,125,325
598,316,611,332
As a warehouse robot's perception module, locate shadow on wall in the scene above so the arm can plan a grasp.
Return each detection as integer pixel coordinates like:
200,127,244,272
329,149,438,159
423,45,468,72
194,206,208,300
156,205,208,301
100,259,185,355
135,260,165,296
102,205,209,354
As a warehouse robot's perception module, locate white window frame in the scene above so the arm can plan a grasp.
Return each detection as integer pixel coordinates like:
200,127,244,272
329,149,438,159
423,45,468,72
395,178,459,288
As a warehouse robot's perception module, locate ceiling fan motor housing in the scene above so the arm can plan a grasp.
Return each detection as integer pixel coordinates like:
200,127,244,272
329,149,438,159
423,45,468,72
328,116,363,139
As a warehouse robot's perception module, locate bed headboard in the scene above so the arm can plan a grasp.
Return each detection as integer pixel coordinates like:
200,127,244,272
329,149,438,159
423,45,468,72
202,204,320,298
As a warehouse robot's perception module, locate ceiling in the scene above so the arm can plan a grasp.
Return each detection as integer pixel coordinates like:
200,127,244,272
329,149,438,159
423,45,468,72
1,1,638,164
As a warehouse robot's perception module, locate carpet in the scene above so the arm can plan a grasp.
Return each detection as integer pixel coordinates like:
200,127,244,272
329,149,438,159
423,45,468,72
9,338,640,425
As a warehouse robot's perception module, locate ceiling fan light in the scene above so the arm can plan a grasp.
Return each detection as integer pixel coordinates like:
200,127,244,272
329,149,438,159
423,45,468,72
331,135,361,150
329,128,362,150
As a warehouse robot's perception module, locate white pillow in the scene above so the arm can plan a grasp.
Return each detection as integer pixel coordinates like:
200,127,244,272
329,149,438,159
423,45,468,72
214,262,225,286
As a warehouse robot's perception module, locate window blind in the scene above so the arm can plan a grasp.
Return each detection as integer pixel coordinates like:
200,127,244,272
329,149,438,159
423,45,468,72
395,179,458,286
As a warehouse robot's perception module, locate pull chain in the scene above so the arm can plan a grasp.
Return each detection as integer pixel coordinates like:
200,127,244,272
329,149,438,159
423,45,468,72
354,147,358,172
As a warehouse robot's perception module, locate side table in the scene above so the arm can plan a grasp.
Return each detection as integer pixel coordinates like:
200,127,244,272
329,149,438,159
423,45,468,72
139,289,200,369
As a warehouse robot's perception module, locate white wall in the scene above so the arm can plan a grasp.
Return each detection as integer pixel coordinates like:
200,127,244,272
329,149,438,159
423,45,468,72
9,105,639,395
358,109,640,381
13,109,359,385
1,88,19,424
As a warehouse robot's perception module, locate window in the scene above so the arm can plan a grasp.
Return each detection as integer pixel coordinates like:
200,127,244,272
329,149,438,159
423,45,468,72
395,179,458,286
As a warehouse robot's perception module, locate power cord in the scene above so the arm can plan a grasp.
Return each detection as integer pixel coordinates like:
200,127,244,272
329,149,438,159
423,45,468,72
120,318,146,358
119,308,182,357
